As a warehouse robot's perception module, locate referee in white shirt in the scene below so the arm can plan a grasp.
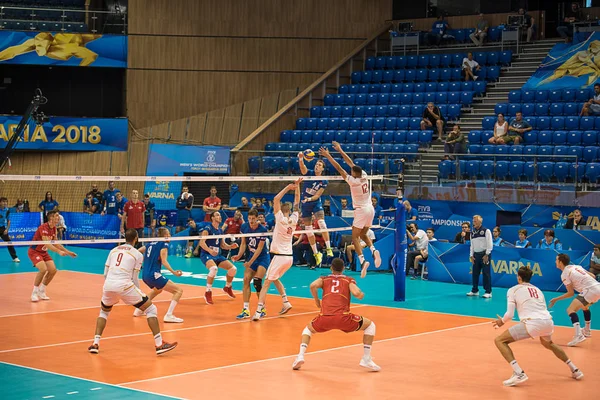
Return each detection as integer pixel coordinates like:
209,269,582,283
467,215,493,298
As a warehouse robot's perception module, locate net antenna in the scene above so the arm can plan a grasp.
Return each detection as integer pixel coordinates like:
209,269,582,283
0,89,48,173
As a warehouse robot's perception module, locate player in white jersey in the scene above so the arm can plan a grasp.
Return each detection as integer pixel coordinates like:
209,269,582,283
549,253,600,346
319,142,381,278
87,229,177,355
492,266,583,386
252,177,302,321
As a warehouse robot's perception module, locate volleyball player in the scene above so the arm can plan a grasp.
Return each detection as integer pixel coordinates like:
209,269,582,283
232,209,292,319
252,178,302,321
549,253,600,346
292,257,380,371
88,229,177,355
298,153,334,266
319,143,381,278
199,211,239,305
28,210,77,302
492,266,583,386
136,227,185,323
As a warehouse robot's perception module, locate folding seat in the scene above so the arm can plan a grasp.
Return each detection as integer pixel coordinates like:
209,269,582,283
306,118,319,129
523,130,537,144
451,68,462,81
391,83,403,94
461,81,474,92
424,92,436,104
372,130,383,143
312,130,324,143
400,93,413,104
381,130,394,143
389,93,402,105
330,106,342,118
387,105,399,117
354,94,367,105
563,116,579,132
481,145,495,158
537,130,552,145
461,91,474,106
394,130,407,143
508,103,521,116
381,143,394,154
495,161,510,180
468,144,482,157
562,88,576,102
335,130,349,143
568,145,584,161
415,69,428,82
583,131,598,146
487,66,500,81
508,161,524,180
466,160,480,179
319,106,332,118
351,72,362,84
436,92,448,104
365,57,376,71
429,54,441,68
366,93,378,106
409,118,422,130
375,106,387,118
583,147,598,163
570,162,586,182
550,103,564,116
440,68,452,81
549,90,562,103
435,81,448,93
265,143,277,153
473,81,487,96
499,50,512,65
310,106,321,118
521,90,535,103
580,116,595,131
375,57,386,70
468,130,481,144
481,130,494,143
420,130,433,144
535,103,549,116
411,105,423,117
418,55,430,68
563,103,578,116
321,118,334,129
535,90,549,103
404,69,416,82
384,117,397,130
369,84,382,93
521,103,535,117
406,130,420,144
402,83,414,93
554,162,570,182
567,130,582,145
586,163,600,183
576,89,591,102
372,118,385,130
396,117,409,130
398,105,411,117
347,85,360,94
447,91,460,104
480,160,495,179
495,145,510,161
474,52,487,65
553,145,568,161
508,90,521,103
538,162,554,182
522,145,539,162
487,52,499,65
447,81,460,93
404,144,420,161
290,130,303,143
375,159,386,174
341,106,354,118
482,116,496,130
382,70,394,83
439,160,453,179
428,68,440,82
352,108,364,120
392,70,405,83
357,130,370,143
538,145,554,160
323,130,336,143
413,92,424,104
406,55,418,68
394,56,407,69
553,130,567,145
371,71,383,83
537,116,551,130
248,157,261,174
440,54,451,67
510,145,524,159
359,84,370,93
338,118,351,130
279,130,292,143
426,82,438,93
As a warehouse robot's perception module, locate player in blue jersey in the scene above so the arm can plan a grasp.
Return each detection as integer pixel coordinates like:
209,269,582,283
232,209,292,319
199,211,239,305
136,227,184,323
102,181,121,216
298,153,333,266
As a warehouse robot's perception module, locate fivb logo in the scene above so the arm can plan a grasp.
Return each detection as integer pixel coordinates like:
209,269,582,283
417,205,433,220
470,260,542,276
206,151,216,163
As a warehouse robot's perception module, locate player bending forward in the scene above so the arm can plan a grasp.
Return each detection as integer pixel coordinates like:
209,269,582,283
88,229,177,355
319,142,381,278
252,178,302,321
493,266,583,386
292,257,380,371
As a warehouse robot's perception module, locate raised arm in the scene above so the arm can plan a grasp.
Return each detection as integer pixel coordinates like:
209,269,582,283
319,147,348,179
332,141,355,168
293,178,301,212
298,152,309,175
273,183,294,214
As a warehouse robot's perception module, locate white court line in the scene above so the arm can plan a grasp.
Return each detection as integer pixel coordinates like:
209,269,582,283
66,392,79,395
0,361,183,400
120,320,491,386
0,305,367,354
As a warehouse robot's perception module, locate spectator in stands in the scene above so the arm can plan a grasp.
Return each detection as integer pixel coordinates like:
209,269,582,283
469,14,489,47
565,209,587,230
346,228,376,265
143,194,156,237
237,197,251,212
14,198,30,213
426,228,437,242
507,112,530,144
454,222,471,244
336,198,352,217
406,223,429,277
39,191,59,222
557,2,581,43
372,196,383,224
426,15,450,47
492,226,506,247
258,213,271,231
83,193,101,215
488,113,509,144
443,124,465,160
519,8,536,42
56,210,66,240
87,184,103,204
323,198,332,216
462,52,481,81
176,186,194,233
421,102,445,140
404,200,418,221
580,83,600,116
515,228,532,248
591,244,600,278
0,197,19,262
102,181,121,216
120,190,146,240
252,198,266,213
537,229,563,250
185,218,202,258
202,185,221,222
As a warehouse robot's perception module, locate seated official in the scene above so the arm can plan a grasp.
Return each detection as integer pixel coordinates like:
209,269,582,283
537,229,562,250
492,226,506,247
515,229,532,248
564,209,587,230
454,222,471,244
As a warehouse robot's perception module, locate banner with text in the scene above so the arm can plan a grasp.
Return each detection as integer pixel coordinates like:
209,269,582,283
62,212,120,249
5,212,41,242
146,144,231,176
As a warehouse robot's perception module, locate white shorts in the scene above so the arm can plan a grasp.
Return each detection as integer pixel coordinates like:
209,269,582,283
352,205,375,229
101,284,145,307
580,285,600,305
509,319,554,341
266,255,293,281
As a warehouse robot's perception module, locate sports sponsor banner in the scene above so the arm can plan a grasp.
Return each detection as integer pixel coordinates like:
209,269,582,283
147,144,231,176
0,31,127,68
62,212,120,249
4,212,41,241
0,116,128,151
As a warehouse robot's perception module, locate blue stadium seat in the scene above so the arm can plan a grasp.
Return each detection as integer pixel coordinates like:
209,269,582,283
538,162,554,182
310,106,321,118
301,131,314,143
451,53,464,67
349,118,362,130
576,89,591,102
549,90,562,102
510,145,524,159
568,145,584,161
521,103,535,117
424,92,437,104
496,145,510,161
580,116,595,130
425,82,438,93
440,54,451,67
394,130,407,143
451,68,462,81
335,130,348,143
461,81,474,92
537,130,552,145
537,116,551,130
538,145,554,160
461,91,474,106
418,55,430,68
440,68,451,81
508,103,521,116
357,130,370,143
306,118,318,129
355,94,367,105
330,106,341,118
563,102,578,116
404,69,416,82
522,90,535,103
481,130,494,143
406,130,420,144
550,103,564,116
362,117,374,130
248,157,260,174
482,117,495,130
429,54,441,67
565,116,579,130
535,103,549,116
398,106,410,117
481,145,494,158
524,162,536,181
436,92,448,104
394,56,407,69
447,92,460,104
499,50,512,65
375,106,387,118
351,72,362,84
397,117,409,130
353,106,365,117
495,161,510,180
321,106,333,117
552,130,567,145
406,55,418,68
570,162,586,182
468,130,481,144
568,130,582,145
535,90,549,103
523,145,538,161
468,144,481,157
371,71,383,83
420,130,433,144
466,160,480,179
554,162,570,182
381,131,394,143
508,90,521,103
523,130,537,144
409,118,421,130
296,118,307,130
413,92,424,104
375,57,386,69
487,66,500,82
447,104,461,120
509,161,524,180
586,163,600,183
391,84,402,93
553,145,568,161
480,160,495,179
312,131,324,143
487,52,499,65
473,81,486,96
583,147,598,163
343,94,355,105
562,89,576,102
583,131,598,146
439,160,453,179
280,130,292,142
382,70,394,83
410,105,422,117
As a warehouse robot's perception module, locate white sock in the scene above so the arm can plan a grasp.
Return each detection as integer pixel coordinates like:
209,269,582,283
325,241,331,249
299,343,308,356
363,344,372,358
93,335,101,345
39,283,46,292
311,244,318,254
256,303,264,312
154,333,162,347
585,321,591,330
358,254,365,264
566,359,578,372
225,281,232,288
167,299,178,316
243,302,250,310
370,246,376,253
573,322,581,336
206,283,212,291
33,285,39,292
282,294,288,303
510,360,524,374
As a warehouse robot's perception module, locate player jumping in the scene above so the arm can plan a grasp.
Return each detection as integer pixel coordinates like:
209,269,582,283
88,229,177,355
493,265,583,386
292,257,380,371
319,142,381,278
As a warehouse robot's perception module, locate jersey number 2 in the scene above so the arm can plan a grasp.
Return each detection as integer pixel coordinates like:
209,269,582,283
528,287,539,299
331,279,340,293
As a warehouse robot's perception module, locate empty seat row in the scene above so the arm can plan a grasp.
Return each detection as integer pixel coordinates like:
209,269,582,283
482,115,600,131
0,8,84,21
469,130,600,146
365,51,512,70
310,104,462,119
391,27,505,45
439,160,600,183
263,143,422,162
351,66,500,84
296,116,451,131
277,130,433,145
495,102,586,117
323,92,474,106
467,144,600,163
338,81,486,95
509,88,595,103
249,156,405,175
0,20,87,32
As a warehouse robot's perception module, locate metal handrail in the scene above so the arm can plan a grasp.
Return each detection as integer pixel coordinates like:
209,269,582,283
0,6,121,15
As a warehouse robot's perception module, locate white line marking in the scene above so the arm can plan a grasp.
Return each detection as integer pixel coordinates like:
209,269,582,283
291,286,297,289
89,387,102,391
120,320,491,386
0,361,183,399
66,392,79,395
42,396,55,399
0,305,368,354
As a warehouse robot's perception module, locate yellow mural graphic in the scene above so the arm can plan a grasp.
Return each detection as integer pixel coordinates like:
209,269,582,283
539,40,600,87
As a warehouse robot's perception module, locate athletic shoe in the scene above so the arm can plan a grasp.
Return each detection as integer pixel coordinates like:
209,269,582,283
252,309,266,321
204,291,214,305
156,341,178,355
359,357,381,372
314,252,323,267
466,291,478,296
223,286,236,299
236,308,250,319
360,260,370,278
31,290,40,302
326,248,334,257
184,252,192,258
292,356,305,370
279,302,293,315
38,290,50,300
88,344,99,354
13,257,20,263
163,314,183,323
567,334,586,347
133,308,145,317
572,369,584,380
373,250,381,268
482,293,492,299
582,328,592,338
503,372,528,386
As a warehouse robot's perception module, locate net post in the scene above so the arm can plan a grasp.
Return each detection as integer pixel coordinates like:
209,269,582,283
393,202,406,302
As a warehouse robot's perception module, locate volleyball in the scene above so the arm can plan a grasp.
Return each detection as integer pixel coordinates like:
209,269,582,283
303,149,315,161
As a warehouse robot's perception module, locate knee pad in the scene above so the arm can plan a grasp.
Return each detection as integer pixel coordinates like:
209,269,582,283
145,304,158,318
302,327,313,337
317,219,327,230
227,266,237,277
253,277,263,293
305,225,315,238
99,310,110,320
364,321,376,336
100,301,113,312
208,265,218,278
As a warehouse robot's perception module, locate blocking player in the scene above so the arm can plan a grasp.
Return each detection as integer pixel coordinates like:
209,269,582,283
298,153,334,265
292,257,380,371
88,229,177,355
319,142,381,278
28,210,77,302
549,253,600,346
492,266,583,386
252,178,302,321
232,208,292,319
199,211,239,305
136,227,185,323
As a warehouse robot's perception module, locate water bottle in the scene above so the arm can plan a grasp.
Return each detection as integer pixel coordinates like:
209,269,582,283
176,244,182,257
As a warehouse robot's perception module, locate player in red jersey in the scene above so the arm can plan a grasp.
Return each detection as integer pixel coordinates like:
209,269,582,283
292,257,380,371
27,210,77,302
